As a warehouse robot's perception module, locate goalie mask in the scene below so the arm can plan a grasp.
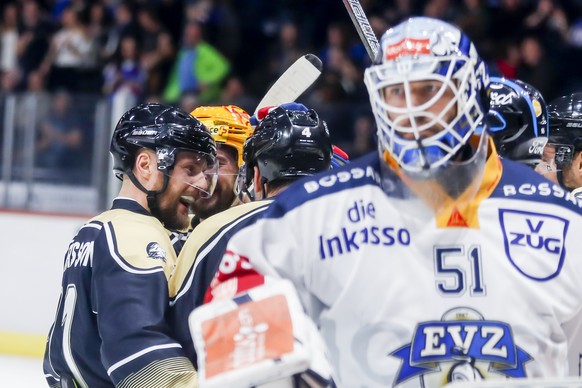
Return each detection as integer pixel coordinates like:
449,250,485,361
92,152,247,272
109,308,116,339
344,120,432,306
364,17,490,179
486,77,548,167
238,106,333,199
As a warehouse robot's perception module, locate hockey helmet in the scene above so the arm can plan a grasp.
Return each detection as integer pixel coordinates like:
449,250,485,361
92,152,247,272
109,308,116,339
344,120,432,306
110,103,216,180
486,77,548,166
191,105,253,167
242,106,333,188
547,92,582,168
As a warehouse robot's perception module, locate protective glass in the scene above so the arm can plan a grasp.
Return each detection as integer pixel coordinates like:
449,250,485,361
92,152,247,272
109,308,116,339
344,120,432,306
234,164,255,202
158,149,219,198
553,143,575,169
534,143,562,181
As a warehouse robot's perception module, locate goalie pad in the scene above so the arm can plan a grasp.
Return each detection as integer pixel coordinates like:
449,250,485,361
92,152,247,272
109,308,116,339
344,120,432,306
189,279,333,388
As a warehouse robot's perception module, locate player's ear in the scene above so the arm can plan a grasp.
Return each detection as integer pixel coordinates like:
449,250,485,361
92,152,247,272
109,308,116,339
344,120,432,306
134,149,156,180
576,151,582,174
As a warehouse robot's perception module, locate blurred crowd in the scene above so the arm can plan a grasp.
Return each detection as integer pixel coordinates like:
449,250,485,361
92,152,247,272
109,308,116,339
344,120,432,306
3,0,582,158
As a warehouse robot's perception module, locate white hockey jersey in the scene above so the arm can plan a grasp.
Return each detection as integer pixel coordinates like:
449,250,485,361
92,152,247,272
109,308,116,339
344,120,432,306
211,145,582,388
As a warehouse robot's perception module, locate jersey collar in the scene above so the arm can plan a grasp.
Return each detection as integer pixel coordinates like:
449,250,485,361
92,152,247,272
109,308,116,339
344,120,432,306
111,197,151,216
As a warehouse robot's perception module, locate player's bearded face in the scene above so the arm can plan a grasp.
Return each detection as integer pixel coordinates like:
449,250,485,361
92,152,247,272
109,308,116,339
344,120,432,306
189,146,238,220
157,152,213,230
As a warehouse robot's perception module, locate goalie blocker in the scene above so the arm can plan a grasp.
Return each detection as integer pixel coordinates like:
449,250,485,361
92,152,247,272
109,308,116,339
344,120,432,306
189,279,334,388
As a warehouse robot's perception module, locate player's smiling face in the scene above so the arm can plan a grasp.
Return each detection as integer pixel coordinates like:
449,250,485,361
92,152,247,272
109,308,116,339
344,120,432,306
189,145,238,220
156,151,212,230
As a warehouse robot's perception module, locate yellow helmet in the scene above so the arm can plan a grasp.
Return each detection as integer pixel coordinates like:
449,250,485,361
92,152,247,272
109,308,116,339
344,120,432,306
191,105,253,167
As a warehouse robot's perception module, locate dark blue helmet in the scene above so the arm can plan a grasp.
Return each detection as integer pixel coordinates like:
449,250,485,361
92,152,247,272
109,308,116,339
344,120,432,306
487,77,548,167
547,92,582,169
243,106,333,187
110,103,216,180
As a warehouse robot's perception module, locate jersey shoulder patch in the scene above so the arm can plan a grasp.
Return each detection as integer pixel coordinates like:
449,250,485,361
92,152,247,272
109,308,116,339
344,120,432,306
97,209,177,272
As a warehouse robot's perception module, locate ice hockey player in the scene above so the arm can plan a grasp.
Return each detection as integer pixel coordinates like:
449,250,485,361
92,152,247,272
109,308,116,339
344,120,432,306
168,104,253,253
169,104,334,369
191,17,582,387
537,92,582,192
44,103,217,387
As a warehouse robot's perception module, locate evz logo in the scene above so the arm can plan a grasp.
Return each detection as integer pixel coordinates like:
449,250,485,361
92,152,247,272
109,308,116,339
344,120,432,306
391,308,531,386
499,209,568,280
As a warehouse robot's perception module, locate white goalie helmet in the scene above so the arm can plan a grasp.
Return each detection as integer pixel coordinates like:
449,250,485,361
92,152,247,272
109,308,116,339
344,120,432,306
364,17,490,177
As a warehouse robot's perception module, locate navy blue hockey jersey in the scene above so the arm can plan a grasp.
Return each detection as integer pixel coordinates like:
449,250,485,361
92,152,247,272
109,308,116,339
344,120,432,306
43,198,196,387
168,200,272,366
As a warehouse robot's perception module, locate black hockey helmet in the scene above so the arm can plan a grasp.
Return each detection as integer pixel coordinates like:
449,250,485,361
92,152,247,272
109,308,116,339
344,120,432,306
486,77,548,166
110,103,216,180
547,92,582,168
242,106,333,188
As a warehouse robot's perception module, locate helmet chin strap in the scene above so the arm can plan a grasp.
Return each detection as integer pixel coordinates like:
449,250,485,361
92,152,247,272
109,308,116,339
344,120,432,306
260,176,269,200
127,170,170,216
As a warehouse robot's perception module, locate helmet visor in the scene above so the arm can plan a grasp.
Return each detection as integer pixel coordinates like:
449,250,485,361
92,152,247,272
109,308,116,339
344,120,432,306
160,149,219,199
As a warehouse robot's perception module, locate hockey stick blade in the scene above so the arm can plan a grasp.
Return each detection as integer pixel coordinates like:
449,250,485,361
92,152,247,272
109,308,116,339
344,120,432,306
254,54,323,115
341,0,380,61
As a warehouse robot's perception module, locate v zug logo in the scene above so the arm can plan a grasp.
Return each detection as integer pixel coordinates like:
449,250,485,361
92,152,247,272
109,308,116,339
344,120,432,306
499,209,568,280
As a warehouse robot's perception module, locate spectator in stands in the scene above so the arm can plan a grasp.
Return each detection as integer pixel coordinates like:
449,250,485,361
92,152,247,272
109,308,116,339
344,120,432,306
319,22,352,69
1,2,19,92
163,20,230,104
219,74,257,114
179,92,198,115
100,1,139,65
517,35,558,100
454,0,491,51
87,1,113,69
382,0,418,26
35,90,84,174
270,21,304,79
39,5,96,92
12,71,50,171
494,40,521,79
16,0,52,92
423,0,459,22
351,114,376,159
186,0,240,61
524,0,569,43
489,0,529,43
102,35,145,99
137,5,175,97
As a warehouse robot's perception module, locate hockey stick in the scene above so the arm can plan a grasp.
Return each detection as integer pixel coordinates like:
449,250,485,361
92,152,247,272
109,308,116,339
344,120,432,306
254,54,323,115
341,0,380,61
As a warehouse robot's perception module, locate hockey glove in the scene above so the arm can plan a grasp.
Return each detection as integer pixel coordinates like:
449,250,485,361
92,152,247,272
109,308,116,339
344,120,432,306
250,102,309,127
331,145,349,169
